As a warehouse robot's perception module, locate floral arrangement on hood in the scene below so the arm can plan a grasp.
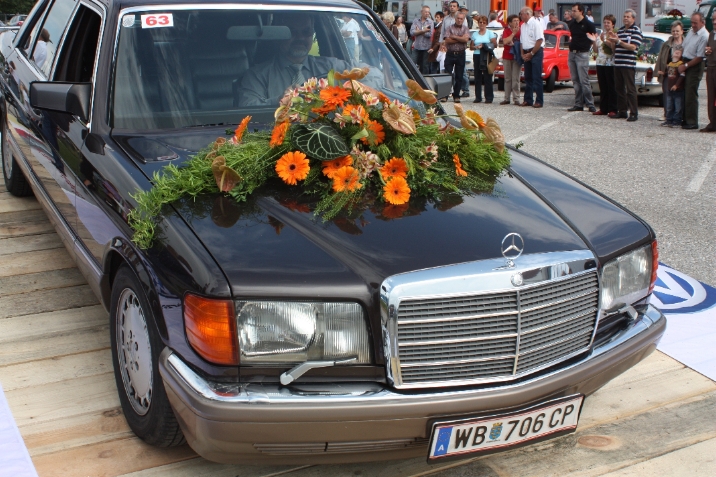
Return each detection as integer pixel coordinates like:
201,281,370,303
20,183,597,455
128,68,510,248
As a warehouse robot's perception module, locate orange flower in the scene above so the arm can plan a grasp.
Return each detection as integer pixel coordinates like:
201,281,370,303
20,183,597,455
234,116,251,143
322,155,353,179
331,166,363,192
361,120,385,146
335,67,370,81
453,154,468,177
377,92,390,104
381,157,408,180
270,122,290,147
312,103,337,115
465,110,486,128
383,176,411,205
275,151,310,185
319,86,351,107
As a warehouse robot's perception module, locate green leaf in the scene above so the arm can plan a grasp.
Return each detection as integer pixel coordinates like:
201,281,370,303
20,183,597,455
292,124,349,161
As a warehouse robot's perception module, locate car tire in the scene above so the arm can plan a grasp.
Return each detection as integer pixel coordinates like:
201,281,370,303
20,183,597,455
497,77,505,91
545,69,557,93
110,265,185,447
2,114,32,197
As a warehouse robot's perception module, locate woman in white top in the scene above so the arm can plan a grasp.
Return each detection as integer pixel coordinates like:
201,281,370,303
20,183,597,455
395,16,408,49
591,14,617,116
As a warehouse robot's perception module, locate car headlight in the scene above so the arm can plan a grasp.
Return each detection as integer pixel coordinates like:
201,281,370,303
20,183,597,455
600,243,658,313
237,301,371,364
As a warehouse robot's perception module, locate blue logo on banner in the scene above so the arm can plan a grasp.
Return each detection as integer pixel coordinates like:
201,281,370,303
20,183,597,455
433,427,453,456
651,264,716,314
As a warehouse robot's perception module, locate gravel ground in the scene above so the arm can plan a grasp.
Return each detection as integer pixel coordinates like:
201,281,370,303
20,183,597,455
443,79,716,286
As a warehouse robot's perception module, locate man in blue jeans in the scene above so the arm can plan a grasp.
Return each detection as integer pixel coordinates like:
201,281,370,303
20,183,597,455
519,7,544,107
567,3,597,111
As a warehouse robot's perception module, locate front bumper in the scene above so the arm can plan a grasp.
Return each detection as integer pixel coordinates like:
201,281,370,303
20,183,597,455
160,305,665,464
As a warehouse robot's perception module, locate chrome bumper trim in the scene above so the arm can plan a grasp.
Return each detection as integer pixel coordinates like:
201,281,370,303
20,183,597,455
162,304,664,405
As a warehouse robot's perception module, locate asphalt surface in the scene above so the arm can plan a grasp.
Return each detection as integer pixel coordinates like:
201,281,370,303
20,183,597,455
443,78,716,287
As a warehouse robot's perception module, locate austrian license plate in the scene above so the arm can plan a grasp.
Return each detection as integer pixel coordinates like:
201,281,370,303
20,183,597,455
428,395,584,461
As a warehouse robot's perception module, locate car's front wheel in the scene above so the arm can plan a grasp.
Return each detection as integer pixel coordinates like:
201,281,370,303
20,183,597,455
545,69,557,93
2,114,32,197
110,265,185,447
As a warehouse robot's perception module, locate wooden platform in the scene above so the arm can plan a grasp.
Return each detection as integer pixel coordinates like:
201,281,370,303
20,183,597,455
1,182,715,477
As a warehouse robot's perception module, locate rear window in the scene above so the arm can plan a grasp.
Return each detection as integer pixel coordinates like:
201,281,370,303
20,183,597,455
111,8,415,130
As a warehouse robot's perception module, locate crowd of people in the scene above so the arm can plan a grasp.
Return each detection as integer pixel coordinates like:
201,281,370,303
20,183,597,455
378,3,715,130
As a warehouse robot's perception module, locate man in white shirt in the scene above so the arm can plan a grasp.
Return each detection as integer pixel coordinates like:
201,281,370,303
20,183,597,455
519,7,545,107
679,12,709,129
340,14,361,60
487,12,502,28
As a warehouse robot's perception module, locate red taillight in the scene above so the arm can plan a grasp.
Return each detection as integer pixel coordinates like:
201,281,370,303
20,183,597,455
646,68,653,82
649,241,659,293
184,294,238,365
588,68,597,76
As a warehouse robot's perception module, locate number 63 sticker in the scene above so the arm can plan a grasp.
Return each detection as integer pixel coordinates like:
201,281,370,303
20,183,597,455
141,14,173,29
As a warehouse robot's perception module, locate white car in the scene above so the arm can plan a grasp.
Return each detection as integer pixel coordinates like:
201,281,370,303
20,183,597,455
589,32,670,104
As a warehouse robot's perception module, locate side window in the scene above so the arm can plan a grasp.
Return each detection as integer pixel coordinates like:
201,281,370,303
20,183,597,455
29,0,78,77
20,1,50,53
560,35,570,50
54,5,101,83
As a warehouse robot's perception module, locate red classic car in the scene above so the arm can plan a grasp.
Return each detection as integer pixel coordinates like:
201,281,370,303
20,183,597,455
495,29,572,93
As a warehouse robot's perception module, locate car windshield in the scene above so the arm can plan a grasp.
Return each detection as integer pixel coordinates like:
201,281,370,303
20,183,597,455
641,37,664,56
544,33,557,48
111,7,414,130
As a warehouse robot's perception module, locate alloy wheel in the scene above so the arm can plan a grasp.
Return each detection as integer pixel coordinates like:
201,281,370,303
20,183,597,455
116,288,153,416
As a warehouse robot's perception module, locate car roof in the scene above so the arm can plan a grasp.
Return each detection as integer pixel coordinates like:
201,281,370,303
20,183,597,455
642,31,671,40
112,0,363,9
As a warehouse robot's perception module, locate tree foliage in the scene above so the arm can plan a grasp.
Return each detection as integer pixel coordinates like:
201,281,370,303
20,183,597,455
0,0,36,17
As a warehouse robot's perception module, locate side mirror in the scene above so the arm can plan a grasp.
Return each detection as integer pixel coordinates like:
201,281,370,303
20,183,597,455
29,82,91,123
423,74,452,101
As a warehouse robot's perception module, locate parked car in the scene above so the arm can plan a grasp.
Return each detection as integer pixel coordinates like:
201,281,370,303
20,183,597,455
1,0,665,465
6,14,26,26
494,29,572,93
588,32,670,104
653,1,714,33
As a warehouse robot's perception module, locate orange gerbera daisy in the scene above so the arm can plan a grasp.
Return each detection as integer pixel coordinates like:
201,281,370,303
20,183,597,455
234,116,251,143
381,157,408,180
312,103,337,115
383,176,411,205
331,166,363,192
269,121,290,147
275,151,310,185
361,119,385,146
322,155,353,179
319,86,351,107
342,104,369,124
453,154,468,177
377,92,390,104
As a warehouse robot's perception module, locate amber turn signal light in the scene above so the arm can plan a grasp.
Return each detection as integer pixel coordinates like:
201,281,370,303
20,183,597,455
184,294,238,365
649,241,659,293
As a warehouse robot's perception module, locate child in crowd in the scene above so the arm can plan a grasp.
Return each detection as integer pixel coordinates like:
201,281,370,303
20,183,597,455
663,45,686,128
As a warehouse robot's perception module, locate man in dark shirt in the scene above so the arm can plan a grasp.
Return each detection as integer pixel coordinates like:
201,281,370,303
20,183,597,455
440,11,471,102
567,3,597,112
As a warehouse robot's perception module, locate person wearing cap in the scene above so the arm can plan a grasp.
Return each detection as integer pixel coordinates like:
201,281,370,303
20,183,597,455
460,5,473,28
535,9,548,29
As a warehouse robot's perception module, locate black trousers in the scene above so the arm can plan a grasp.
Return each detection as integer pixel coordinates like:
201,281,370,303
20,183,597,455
614,67,638,116
596,65,616,113
473,57,494,102
415,49,429,74
444,51,466,99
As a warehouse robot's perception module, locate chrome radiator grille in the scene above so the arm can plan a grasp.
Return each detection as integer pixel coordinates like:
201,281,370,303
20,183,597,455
396,271,599,386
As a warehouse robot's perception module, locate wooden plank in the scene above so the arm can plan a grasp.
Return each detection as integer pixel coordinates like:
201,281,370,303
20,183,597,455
0,247,76,278
22,408,134,457
598,438,716,477
0,233,65,257
0,209,54,238
118,460,312,477
0,284,98,319
6,372,119,427
0,324,109,367
0,267,87,297
0,349,112,391
0,305,106,344
0,196,42,213
31,437,197,477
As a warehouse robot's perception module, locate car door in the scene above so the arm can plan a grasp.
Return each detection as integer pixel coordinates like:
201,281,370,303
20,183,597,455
2,0,79,243
558,33,570,80
46,1,113,276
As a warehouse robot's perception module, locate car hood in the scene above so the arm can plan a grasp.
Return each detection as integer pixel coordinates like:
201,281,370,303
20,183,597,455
166,173,587,298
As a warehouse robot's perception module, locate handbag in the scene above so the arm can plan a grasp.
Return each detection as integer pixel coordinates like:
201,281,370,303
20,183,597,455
487,55,499,74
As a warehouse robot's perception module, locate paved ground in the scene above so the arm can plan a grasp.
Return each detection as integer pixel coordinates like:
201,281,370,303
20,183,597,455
444,79,715,287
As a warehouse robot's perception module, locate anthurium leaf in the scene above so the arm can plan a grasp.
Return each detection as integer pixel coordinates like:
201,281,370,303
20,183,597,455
292,124,349,162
